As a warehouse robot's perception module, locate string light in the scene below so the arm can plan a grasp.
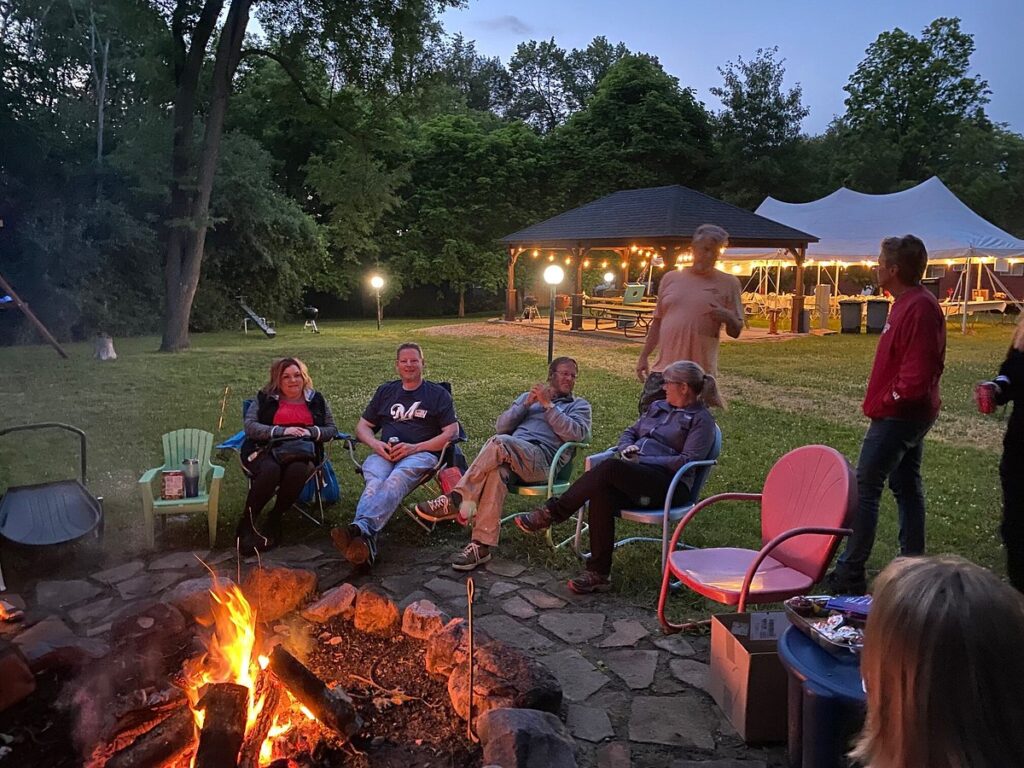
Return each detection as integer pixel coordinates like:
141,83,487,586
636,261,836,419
532,249,539,257
582,259,591,268
620,261,628,269
630,245,638,252
564,256,572,265
601,260,608,268
548,254,555,262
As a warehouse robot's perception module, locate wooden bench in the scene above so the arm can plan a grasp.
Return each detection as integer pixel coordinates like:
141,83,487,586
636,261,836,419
583,300,657,337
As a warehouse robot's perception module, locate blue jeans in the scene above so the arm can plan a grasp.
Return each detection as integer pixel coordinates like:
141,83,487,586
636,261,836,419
836,417,935,578
354,452,438,538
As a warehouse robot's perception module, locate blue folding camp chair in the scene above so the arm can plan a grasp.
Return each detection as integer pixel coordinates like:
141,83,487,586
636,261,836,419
572,425,722,574
217,400,353,527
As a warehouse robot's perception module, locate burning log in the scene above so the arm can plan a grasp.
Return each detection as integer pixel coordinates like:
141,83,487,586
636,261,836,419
103,708,195,768
238,671,283,768
268,645,362,740
193,682,248,768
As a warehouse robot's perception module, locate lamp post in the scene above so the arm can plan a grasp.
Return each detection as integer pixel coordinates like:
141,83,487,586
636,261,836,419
370,274,384,330
543,264,564,364
603,271,615,285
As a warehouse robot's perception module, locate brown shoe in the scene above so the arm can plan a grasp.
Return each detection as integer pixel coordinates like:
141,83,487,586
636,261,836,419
568,569,612,594
514,505,553,534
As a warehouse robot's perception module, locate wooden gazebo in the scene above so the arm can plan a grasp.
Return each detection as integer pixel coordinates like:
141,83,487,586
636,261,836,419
501,185,818,332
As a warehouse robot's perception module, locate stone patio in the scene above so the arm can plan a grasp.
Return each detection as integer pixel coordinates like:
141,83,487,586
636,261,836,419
2,540,785,768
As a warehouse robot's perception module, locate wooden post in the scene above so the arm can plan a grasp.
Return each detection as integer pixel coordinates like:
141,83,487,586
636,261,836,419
571,246,587,331
505,248,522,321
789,248,806,333
0,272,69,359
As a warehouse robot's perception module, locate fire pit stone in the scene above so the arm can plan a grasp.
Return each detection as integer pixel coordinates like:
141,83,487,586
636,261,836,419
0,639,36,712
163,575,237,620
447,640,562,724
477,707,577,768
401,599,448,640
300,582,357,623
353,585,400,635
425,617,490,677
241,565,317,622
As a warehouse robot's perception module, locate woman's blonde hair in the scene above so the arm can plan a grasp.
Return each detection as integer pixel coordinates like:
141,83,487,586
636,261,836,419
262,357,313,396
662,360,725,408
1012,314,1024,353
852,555,1024,768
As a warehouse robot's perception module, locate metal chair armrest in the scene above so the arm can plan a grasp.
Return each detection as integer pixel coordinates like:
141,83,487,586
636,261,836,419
737,526,853,612
545,441,589,494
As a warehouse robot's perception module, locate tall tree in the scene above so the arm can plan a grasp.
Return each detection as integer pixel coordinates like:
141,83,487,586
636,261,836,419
835,17,990,189
710,47,809,207
159,0,456,351
551,55,714,208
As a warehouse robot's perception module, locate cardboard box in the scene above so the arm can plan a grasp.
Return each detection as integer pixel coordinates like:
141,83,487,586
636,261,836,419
709,612,789,744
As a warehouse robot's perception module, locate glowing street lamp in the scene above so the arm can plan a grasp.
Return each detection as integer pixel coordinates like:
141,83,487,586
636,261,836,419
603,271,615,284
543,264,564,364
370,274,385,330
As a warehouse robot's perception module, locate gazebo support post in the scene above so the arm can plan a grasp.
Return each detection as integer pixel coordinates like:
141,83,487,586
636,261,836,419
505,248,523,321
789,247,806,333
571,246,587,331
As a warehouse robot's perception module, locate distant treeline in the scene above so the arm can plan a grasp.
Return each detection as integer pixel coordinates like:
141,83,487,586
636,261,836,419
1,5,1020,345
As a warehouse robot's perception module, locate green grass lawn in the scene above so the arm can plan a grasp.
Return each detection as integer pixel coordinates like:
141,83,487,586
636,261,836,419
0,314,1013,615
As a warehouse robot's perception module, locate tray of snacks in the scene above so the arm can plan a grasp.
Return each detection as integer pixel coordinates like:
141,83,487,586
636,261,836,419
783,595,870,657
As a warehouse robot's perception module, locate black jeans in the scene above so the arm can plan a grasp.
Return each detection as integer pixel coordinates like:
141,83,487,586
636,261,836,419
1001,448,1024,593
836,417,934,578
547,458,690,576
237,454,314,541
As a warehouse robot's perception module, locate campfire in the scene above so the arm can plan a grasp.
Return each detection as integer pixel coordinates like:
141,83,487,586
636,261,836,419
92,574,367,768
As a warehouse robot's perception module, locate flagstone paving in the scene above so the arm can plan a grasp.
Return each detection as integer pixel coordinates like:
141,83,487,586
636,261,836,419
2,539,787,767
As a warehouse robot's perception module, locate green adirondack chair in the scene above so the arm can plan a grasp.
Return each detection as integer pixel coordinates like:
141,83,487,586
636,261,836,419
139,429,224,548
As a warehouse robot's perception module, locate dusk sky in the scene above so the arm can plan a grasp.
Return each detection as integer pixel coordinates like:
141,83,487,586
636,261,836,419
438,0,1023,136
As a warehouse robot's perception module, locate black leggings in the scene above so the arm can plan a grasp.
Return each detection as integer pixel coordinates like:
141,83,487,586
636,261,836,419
547,458,690,576
1001,449,1024,593
237,454,315,540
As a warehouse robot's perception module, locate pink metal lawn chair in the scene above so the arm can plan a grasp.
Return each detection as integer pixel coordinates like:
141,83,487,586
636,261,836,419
657,444,857,634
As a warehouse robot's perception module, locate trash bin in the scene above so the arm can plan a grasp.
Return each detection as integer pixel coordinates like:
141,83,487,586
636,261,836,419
797,309,811,334
865,299,890,333
839,300,861,334
777,626,866,768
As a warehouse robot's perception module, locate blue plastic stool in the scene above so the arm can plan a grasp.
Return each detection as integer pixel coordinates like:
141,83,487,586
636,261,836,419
777,626,866,768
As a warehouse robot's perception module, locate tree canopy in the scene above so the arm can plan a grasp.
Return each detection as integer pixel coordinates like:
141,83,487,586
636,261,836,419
2,10,1022,347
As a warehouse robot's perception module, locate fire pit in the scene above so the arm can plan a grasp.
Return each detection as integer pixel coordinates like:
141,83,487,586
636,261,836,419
75,574,482,768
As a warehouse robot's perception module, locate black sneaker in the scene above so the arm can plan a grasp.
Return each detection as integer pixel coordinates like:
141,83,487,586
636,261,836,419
822,569,868,596
514,505,553,534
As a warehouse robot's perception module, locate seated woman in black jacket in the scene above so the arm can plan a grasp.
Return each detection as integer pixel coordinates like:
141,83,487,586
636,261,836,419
976,316,1024,592
514,360,722,594
238,357,338,552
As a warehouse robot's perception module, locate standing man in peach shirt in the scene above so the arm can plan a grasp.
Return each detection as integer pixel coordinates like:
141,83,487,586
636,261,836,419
635,224,744,414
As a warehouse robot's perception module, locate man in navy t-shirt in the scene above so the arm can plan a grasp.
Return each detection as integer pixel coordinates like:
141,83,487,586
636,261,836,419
331,342,459,567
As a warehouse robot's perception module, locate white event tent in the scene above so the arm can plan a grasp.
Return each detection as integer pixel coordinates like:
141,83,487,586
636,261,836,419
722,176,1024,332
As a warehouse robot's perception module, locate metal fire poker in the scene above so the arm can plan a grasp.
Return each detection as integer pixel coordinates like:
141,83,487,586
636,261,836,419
467,577,478,743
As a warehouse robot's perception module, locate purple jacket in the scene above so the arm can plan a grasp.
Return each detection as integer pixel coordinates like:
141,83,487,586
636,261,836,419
616,400,717,477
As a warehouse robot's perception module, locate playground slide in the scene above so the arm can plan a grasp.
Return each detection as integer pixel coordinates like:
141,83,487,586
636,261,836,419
239,298,276,337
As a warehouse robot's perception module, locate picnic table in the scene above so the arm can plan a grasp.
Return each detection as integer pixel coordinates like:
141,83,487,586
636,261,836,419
582,298,657,337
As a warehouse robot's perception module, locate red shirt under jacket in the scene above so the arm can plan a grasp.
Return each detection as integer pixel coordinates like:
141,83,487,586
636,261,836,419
273,401,314,427
862,285,946,422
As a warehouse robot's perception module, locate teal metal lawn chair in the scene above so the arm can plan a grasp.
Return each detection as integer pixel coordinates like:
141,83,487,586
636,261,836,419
501,439,590,548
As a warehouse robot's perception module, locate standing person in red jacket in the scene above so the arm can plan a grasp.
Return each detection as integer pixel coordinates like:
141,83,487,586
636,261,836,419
824,235,946,595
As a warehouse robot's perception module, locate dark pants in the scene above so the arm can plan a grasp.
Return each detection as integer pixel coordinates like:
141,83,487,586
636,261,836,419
1001,448,1024,592
638,372,666,416
237,454,314,541
547,458,690,576
836,417,934,578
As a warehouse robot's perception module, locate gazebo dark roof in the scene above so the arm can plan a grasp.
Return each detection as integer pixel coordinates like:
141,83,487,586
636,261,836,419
501,184,817,250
